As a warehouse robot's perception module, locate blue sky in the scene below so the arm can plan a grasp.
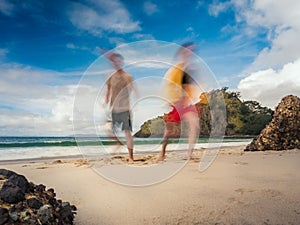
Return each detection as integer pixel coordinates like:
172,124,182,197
0,0,299,136
0,0,267,80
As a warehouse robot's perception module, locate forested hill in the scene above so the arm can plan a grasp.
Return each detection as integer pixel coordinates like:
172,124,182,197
134,88,274,138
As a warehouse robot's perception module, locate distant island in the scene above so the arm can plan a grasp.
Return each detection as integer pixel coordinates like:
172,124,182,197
134,88,274,138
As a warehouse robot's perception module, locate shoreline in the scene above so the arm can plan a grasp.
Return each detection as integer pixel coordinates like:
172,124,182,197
0,141,251,163
1,143,299,165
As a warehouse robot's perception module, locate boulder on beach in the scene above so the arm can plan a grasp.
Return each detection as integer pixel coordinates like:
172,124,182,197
245,95,300,151
0,169,77,225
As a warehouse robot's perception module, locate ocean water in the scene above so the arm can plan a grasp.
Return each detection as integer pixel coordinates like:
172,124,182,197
0,136,252,162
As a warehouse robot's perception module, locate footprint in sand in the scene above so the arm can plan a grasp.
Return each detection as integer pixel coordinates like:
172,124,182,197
260,189,282,198
234,161,248,165
51,160,64,164
235,188,282,198
36,166,49,169
235,188,255,195
227,197,237,203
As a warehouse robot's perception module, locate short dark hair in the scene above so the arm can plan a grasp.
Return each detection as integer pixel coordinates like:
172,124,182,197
108,52,124,61
175,42,195,58
181,41,194,48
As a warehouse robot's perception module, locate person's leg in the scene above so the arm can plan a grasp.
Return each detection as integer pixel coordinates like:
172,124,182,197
158,122,173,161
124,130,134,162
183,111,199,160
121,111,134,163
110,114,123,154
110,134,123,155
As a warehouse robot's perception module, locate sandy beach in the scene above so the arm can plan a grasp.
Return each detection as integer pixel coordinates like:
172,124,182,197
1,145,300,225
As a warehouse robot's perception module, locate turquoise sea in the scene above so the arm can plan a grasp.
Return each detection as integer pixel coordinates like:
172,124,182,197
0,136,252,162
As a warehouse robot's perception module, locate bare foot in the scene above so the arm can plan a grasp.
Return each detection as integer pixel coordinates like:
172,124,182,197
182,155,194,161
110,144,122,155
186,156,199,162
128,158,134,164
156,155,166,162
191,158,200,163
188,156,194,161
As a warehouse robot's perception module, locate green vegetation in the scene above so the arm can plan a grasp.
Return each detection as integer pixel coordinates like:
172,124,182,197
134,88,273,137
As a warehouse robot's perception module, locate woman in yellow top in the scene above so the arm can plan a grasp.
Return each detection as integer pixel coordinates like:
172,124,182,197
158,42,200,161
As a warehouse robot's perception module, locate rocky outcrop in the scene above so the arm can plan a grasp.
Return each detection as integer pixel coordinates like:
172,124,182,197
0,169,76,225
245,95,300,151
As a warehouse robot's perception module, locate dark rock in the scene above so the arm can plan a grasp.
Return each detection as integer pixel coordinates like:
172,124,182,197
23,216,36,225
0,169,17,178
27,182,35,193
0,208,9,225
245,95,300,151
0,181,25,203
71,205,77,211
7,174,30,193
27,197,43,209
48,197,57,206
0,170,76,224
37,204,53,224
59,202,76,224
36,184,46,193
8,205,16,213
47,188,56,197
0,173,29,204
15,202,24,211
9,212,19,222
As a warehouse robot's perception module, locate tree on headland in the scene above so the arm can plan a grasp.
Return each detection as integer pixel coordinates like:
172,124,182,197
239,100,273,135
134,88,274,138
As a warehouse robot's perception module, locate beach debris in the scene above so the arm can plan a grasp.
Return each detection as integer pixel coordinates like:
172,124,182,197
0,208,9,225
245,95,300,151
0,169,77,224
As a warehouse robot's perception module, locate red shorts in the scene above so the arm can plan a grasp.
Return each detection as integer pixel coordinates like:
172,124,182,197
163,104,197,123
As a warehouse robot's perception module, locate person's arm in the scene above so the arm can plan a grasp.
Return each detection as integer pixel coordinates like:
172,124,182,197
105,78,111,104
128,75,139,99
132,82,139,99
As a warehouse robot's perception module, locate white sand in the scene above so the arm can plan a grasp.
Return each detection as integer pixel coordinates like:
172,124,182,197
2,146,300,225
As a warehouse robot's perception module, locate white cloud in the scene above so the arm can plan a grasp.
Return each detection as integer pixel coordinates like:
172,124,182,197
249,28,300,71
112,41,178,69
0,0,14,16
0,61,166,136
186,27,193,32
66,43,77,49
210,0,300,71
219,0,300,107
0,104,75,136
0,48,8,61
68,0,141,36
0,1,45,19
108,37,126,45
244,0,300,28
0,65,54,101
184,26,200,40
92,46,106,56
143,1,158,15
0,63,98,136
238,58,300,108
66,43,90,51
132,33,154,40
196,1,204,9
234,0,300,72
208,1,231,17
